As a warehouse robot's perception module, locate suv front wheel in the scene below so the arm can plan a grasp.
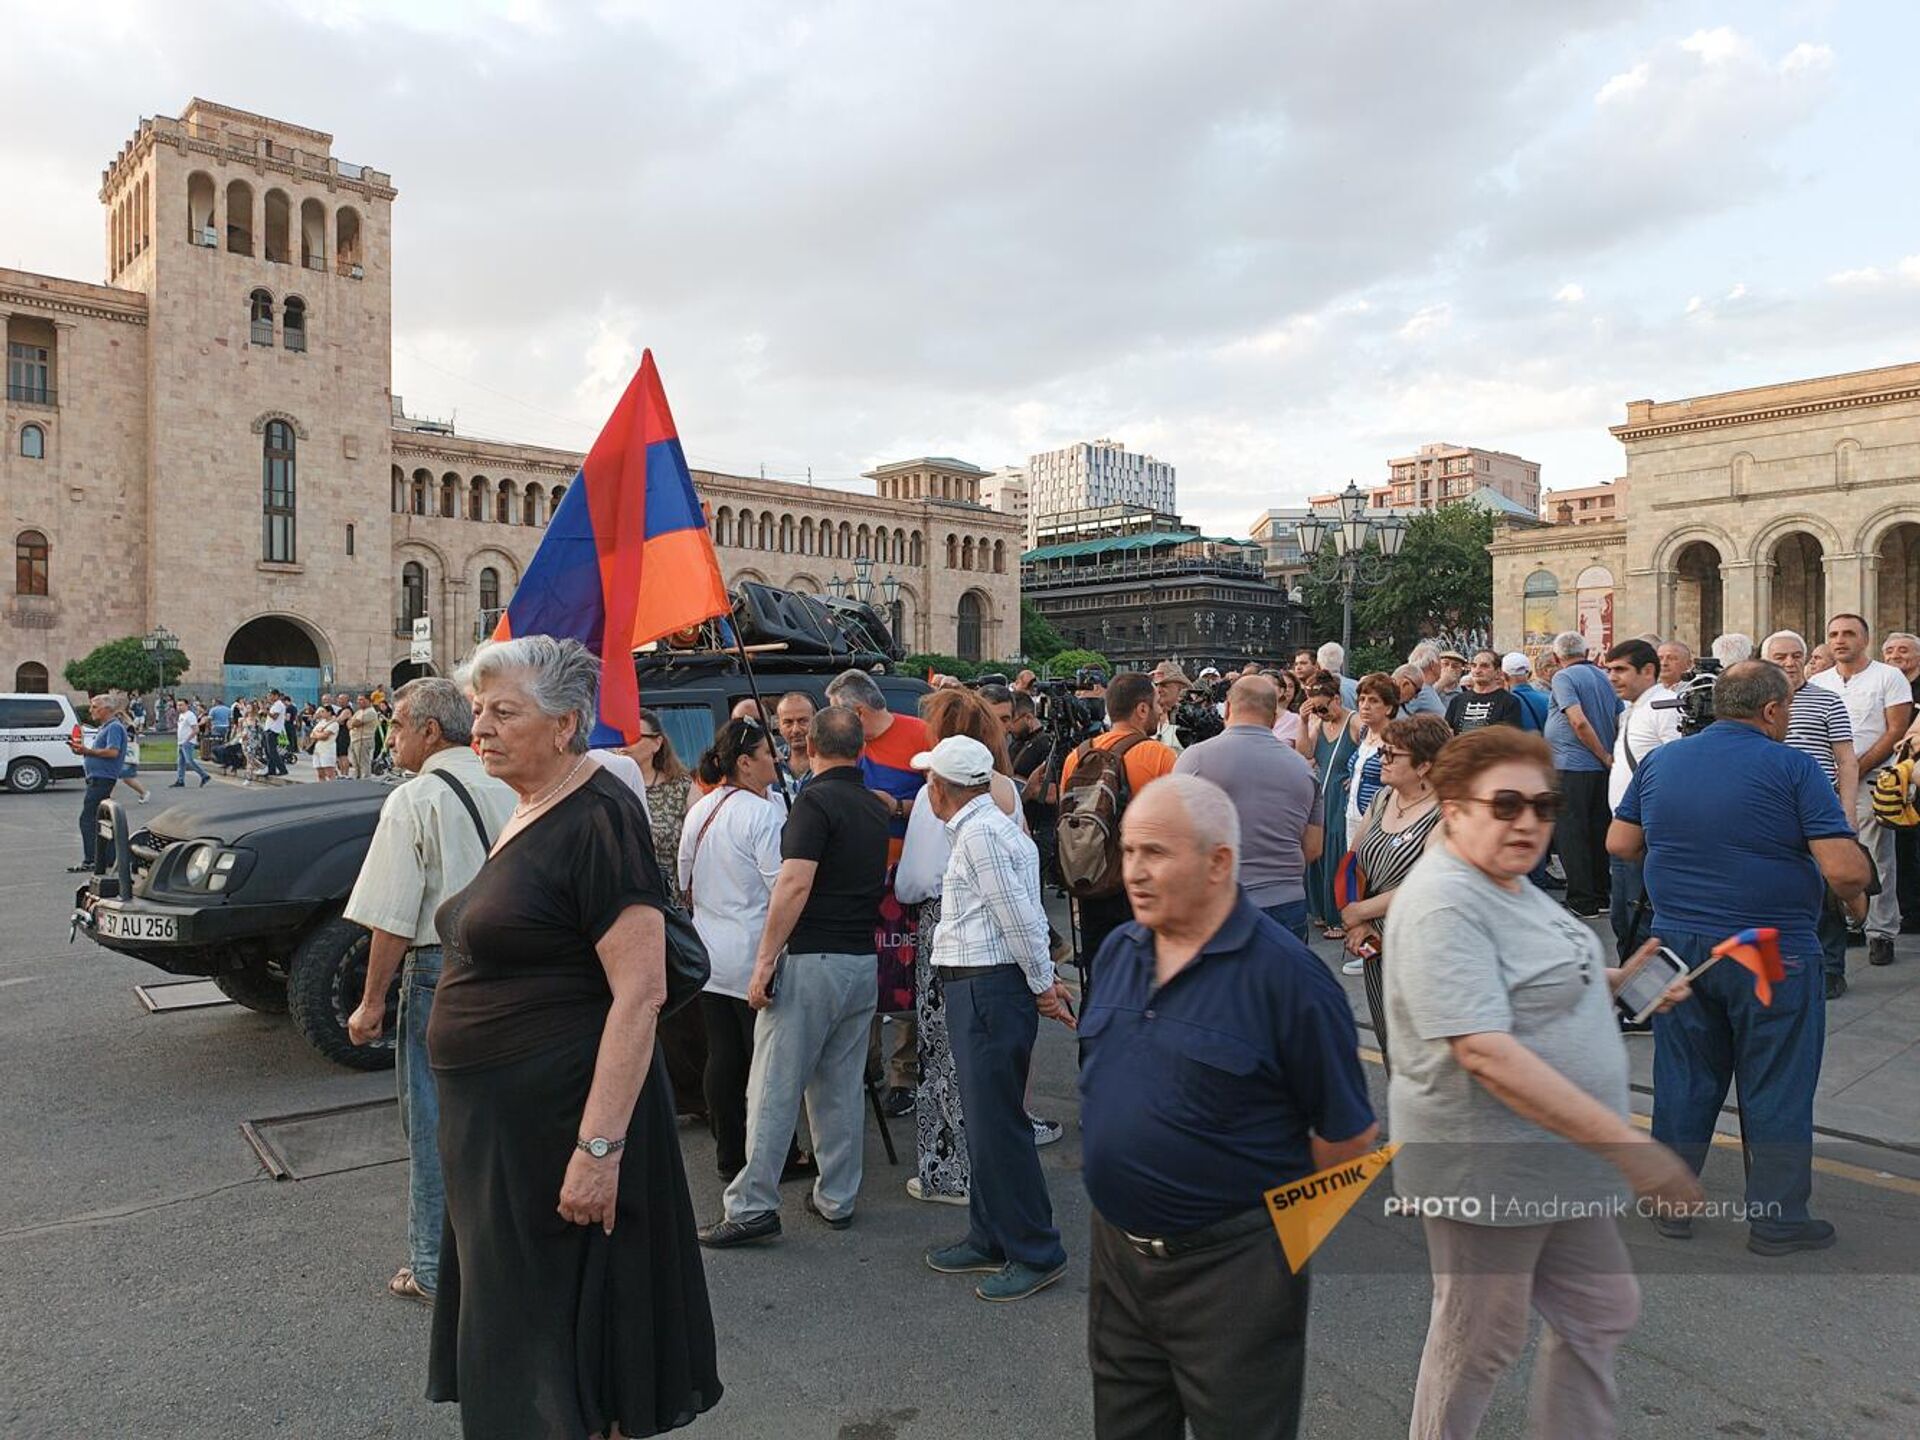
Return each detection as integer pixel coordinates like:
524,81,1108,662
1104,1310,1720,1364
7,758,52,794
287,915,399,1071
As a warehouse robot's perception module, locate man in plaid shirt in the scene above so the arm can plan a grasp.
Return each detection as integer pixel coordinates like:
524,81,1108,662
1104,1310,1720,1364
913,735,1078,1303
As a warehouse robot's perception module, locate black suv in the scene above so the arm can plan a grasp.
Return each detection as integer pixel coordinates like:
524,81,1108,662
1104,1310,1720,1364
72,642,928,1070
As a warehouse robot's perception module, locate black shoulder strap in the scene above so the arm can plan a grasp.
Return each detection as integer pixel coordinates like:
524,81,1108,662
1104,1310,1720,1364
432,768,493,850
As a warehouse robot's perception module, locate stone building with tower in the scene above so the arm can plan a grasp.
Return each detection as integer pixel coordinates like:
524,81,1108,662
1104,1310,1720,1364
2,100,1018,701
1489,362,1920,655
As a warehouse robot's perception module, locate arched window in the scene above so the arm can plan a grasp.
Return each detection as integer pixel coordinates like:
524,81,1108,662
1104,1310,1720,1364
299,197,327,271
957,591,984,662
962,537,976,571
282,296,306,352
497,478,515,524
226,179,254,255
186,172,216,246
13,661,48,693
714,507,733,547
549,484,565,519
410,469,429,515
759,514,775,550
838,521,851,557
799,517,814,555
20,424,44,460
479,566,500,614
894,528,907,564
780,515,795,553
992,539,1006,574
401,561,428,624
946,535,958,568
262,420,297,562
469,476,487,521
440,473,458,518
249,289,274,346
819,516,834,556
857,524,872,557
392,467,406,513
336,207,362,275
15,530,49,596
522,488,539,526
263,188,291,264
910,532,924,567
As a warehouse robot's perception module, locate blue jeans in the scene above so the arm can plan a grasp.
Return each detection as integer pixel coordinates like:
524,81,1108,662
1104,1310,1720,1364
1609,858,1648,959
173,742,209,785
1260,899,1311,945
396,947,445,1290
944,964,1066,1270
79,777,117,866
1817,900,1849,980
263,731,287,776
1651,929,1824,1234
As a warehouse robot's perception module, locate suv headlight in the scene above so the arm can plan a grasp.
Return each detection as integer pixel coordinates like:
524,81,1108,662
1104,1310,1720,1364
174,843,249,892
182,844,216,887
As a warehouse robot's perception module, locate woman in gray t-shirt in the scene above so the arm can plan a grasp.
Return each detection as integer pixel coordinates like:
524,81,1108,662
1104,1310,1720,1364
1383,727,1700,1439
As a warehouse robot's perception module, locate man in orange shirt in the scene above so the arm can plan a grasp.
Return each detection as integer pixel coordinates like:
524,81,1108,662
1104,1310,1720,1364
1059,672,1178,999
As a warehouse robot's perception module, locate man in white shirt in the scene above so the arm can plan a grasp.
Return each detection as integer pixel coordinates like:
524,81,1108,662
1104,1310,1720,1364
170,701,210,787
914,735,1075,1303
1602,639,1682,956
262,691,289,778
1809,613,1913,967
342,678,517,1304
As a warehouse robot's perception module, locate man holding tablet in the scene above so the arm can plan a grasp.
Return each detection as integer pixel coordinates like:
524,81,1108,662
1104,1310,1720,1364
1608,661,1869,1255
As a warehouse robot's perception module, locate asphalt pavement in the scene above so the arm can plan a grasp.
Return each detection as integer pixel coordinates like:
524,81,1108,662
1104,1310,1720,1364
3,783,1919,1439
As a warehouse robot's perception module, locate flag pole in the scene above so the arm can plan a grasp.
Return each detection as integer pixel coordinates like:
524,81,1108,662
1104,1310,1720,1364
720,610,798,800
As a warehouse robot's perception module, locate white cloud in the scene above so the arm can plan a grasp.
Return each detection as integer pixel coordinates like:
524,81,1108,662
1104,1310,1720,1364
1685,296,1707,315
1726,282,1748,301
1679,26,1755,65
1398,303,1453,340
1555,283,1586,304
1595,62,1649,104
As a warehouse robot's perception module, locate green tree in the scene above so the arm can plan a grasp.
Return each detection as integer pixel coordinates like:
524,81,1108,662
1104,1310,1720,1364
63,635,191,695
1300,507,1495,662
900,653,979,681
1043,647,1111,678
1020,600,1067,663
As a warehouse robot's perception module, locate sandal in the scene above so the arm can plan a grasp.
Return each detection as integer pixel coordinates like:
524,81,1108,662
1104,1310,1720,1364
1323,926,1347,940
387,1265,434,1305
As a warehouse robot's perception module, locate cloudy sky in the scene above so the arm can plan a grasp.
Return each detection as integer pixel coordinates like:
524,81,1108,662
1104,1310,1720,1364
5,1,1918,534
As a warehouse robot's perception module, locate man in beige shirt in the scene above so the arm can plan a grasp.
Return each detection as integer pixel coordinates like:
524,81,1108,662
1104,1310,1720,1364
342,678,515,1304
347,694,380,779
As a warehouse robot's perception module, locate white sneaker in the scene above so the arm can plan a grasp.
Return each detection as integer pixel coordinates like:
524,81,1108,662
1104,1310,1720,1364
1030,1116,1064,1147
1341,957,1365,976
906,1176,969,1206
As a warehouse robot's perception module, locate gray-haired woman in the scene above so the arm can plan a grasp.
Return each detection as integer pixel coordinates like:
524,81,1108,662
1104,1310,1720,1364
426,635,721,1439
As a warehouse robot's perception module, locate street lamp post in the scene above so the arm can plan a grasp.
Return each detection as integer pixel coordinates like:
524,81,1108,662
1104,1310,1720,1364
141,624,180,695
1295,481,1407,656
828,554,904,648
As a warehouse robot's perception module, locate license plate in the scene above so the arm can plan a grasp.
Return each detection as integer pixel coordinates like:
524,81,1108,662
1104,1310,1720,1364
97,908,178,942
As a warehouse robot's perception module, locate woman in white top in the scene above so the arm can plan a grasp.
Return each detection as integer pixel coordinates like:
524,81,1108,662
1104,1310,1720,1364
677,717,784,1181
893,689,1028,1205
309,708,341,781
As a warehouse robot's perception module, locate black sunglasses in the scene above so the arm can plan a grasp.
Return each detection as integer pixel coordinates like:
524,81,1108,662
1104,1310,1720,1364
1464,790,1561,822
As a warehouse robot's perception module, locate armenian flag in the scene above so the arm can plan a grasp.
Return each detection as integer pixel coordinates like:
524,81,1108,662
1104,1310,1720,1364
1711,927,1786,1006
492,351,732,746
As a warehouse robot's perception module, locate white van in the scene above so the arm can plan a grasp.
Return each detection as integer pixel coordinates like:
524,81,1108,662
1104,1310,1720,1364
0,693,85,793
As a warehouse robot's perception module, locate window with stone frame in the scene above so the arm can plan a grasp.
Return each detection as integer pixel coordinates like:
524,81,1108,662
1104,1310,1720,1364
20,423,45,459
262,421,297,562
15,529,50,596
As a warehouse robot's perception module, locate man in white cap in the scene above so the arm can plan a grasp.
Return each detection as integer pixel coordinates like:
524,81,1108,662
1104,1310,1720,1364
914,734,1077,1302
1502,651,1549,731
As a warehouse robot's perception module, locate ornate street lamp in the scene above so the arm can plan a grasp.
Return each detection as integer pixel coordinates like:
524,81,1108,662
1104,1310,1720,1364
142,624,180,693
1298,482,1409,654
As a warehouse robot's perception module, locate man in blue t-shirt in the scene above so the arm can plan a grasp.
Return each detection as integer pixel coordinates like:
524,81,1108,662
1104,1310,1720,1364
1544,631,1621,916
1609,661,1868,1256
66,694,128,872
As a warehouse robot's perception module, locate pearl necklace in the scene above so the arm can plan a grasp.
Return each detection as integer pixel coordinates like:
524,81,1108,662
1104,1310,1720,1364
514,753,590,818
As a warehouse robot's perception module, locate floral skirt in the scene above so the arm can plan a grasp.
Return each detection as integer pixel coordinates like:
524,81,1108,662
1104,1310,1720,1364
912,897,969,1198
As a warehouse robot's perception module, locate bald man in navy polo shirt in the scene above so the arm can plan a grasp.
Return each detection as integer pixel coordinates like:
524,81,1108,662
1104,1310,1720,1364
1078,775,1377,1440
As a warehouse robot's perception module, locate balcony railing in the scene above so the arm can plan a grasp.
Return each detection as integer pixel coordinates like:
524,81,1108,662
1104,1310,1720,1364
5,383,56,406
285,330,307,353
1021,554,1266,589
250,322,274,346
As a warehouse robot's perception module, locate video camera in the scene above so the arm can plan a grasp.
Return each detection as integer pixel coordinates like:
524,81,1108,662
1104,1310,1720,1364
1652,656,1721,734
1171,686,1224,749
1033,675,1106,746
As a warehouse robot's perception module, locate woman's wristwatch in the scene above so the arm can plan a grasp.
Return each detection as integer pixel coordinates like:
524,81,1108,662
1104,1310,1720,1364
576,1135,627,1159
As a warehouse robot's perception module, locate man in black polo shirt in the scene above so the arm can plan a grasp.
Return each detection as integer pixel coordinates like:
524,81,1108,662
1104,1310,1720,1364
1078,774,1376,1440
700,705,892,1247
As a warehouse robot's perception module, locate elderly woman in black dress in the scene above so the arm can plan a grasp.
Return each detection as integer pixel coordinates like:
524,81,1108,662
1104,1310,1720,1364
431,635,721,1440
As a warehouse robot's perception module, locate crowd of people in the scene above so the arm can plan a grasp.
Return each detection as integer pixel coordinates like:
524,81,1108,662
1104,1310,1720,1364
56,613,1920,1438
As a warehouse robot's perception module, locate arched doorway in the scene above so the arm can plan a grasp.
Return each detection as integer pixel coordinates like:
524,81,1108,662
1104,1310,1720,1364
1574,566,1615,656
1522,570,1560,648
224,615,327,704
1876,522,1920,639
1671,542,1723,652
1769,531,1826,643
391,659,435,688
957,591,985,662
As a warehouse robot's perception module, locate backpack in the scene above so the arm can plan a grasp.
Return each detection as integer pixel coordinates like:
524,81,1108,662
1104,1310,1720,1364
1056,732,1148,899
1870,740,1920,828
